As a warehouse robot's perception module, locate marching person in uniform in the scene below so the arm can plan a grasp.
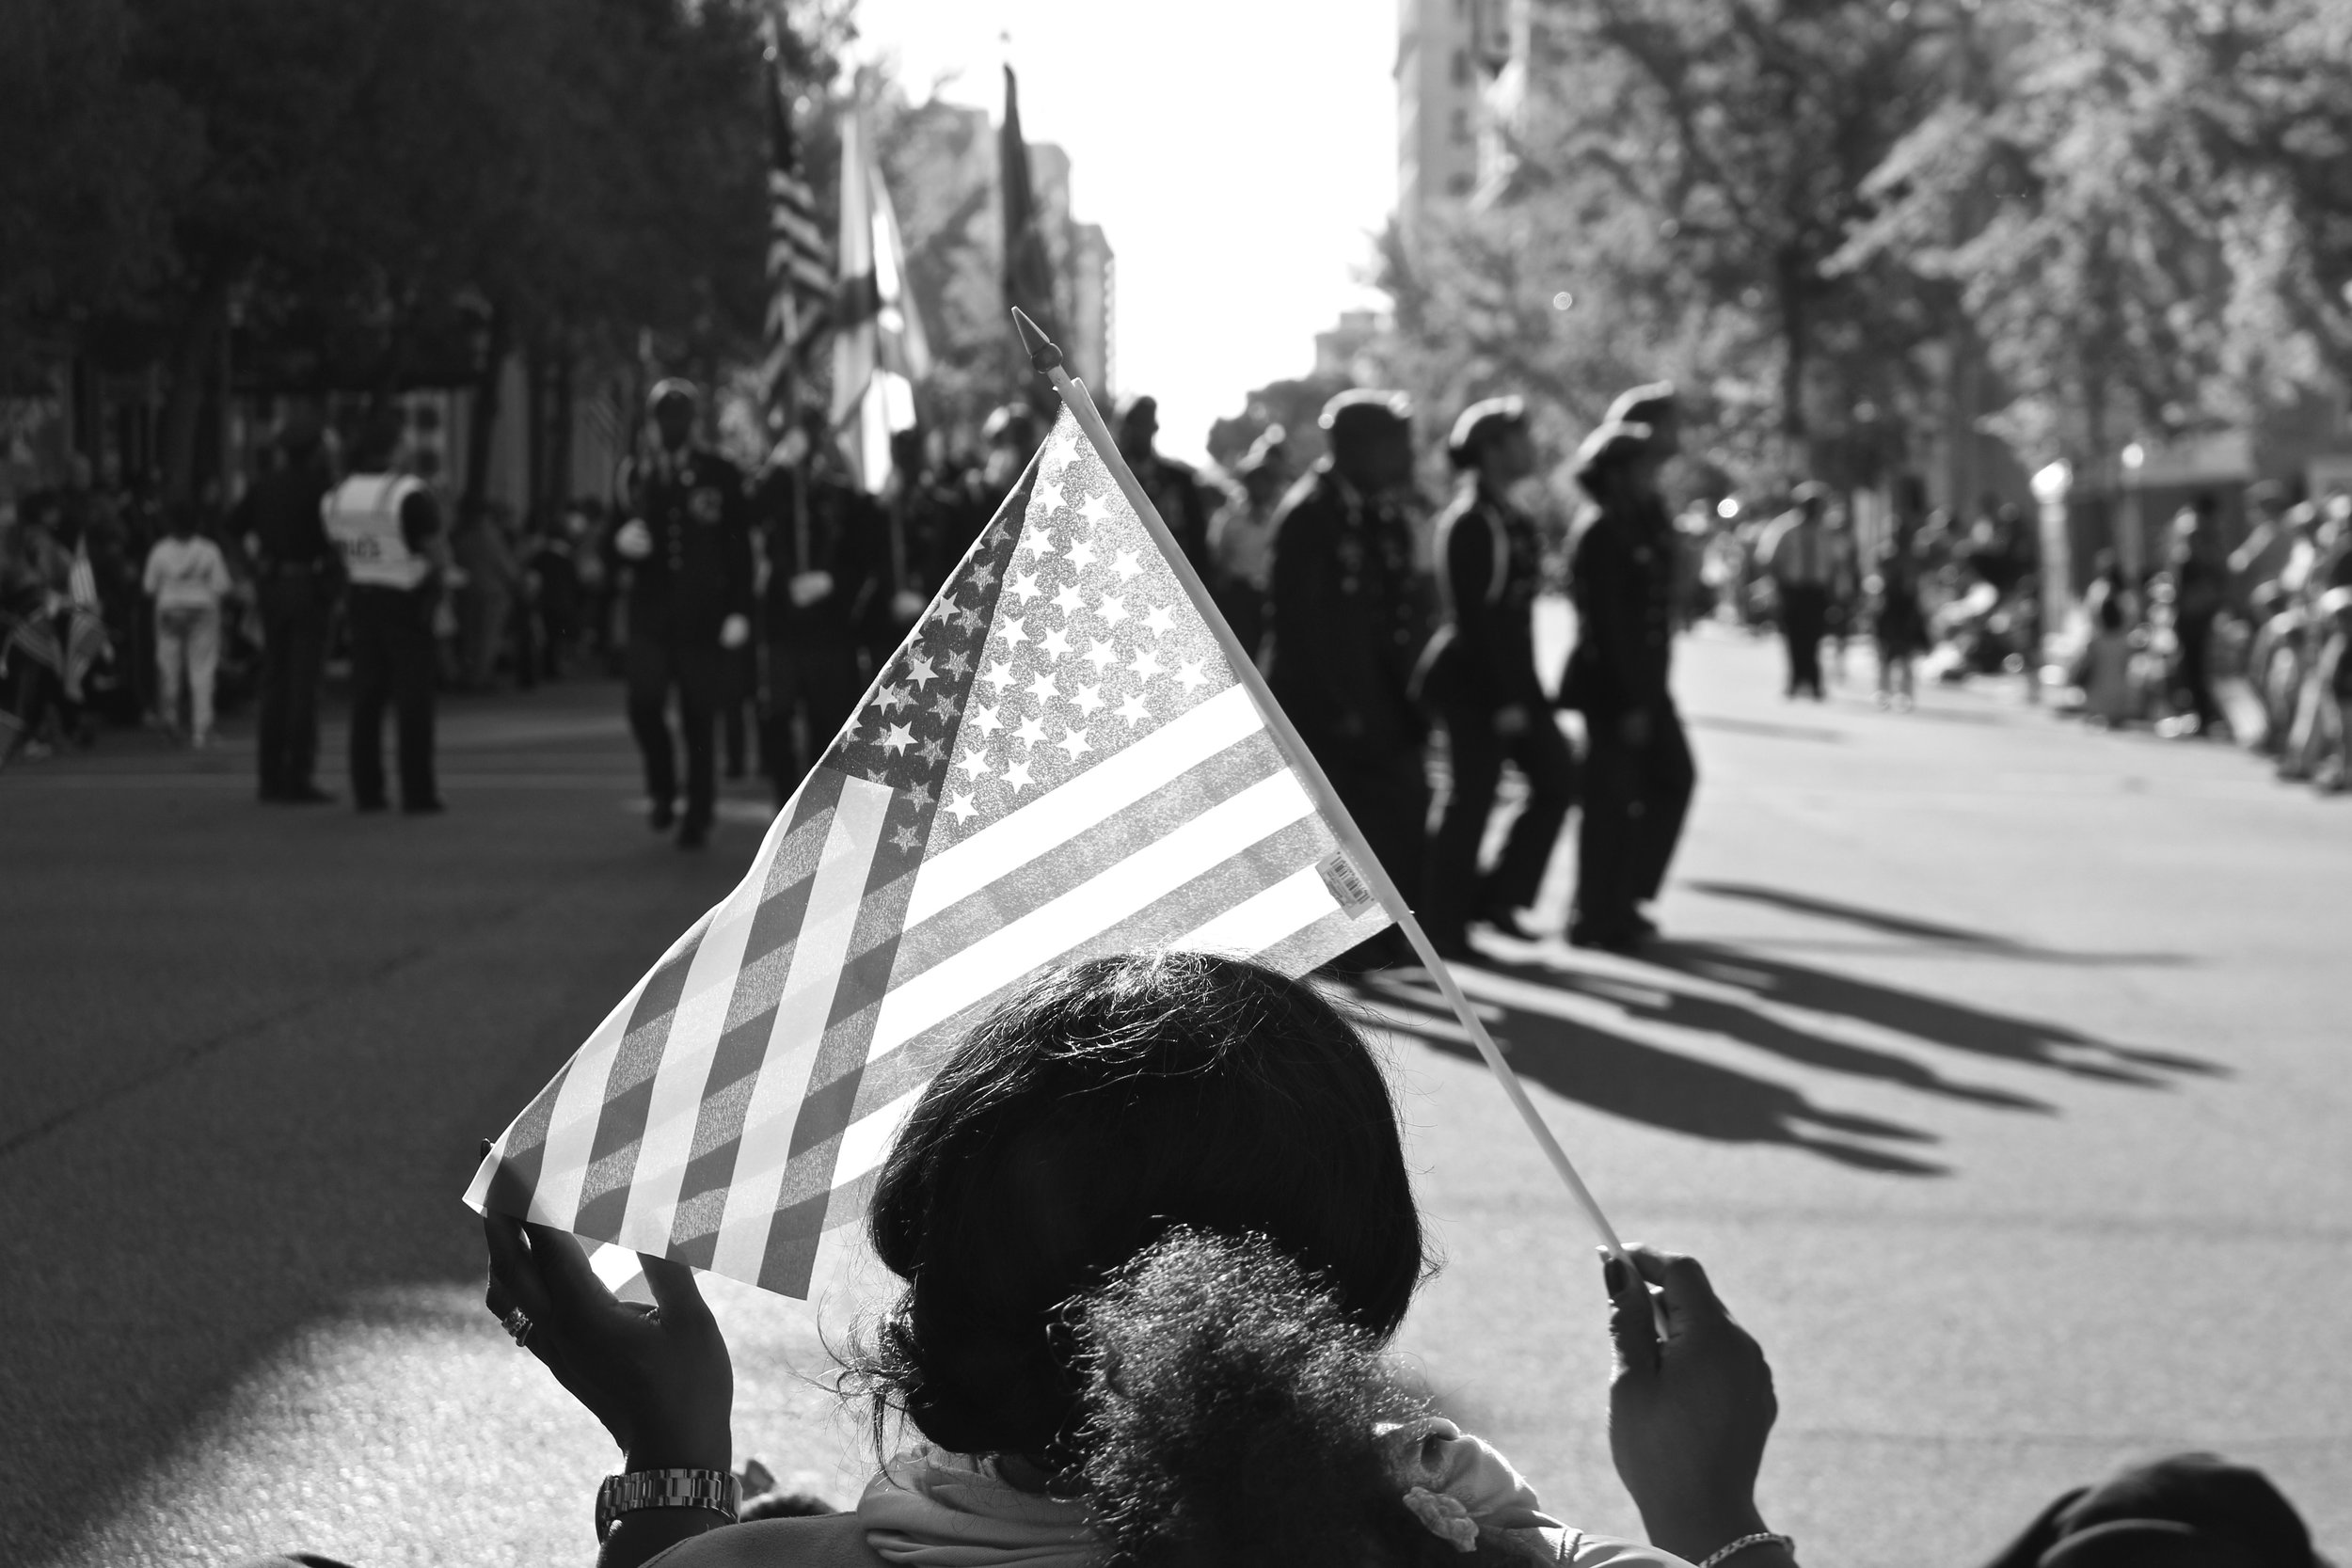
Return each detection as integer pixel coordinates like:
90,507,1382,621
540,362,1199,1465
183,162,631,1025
751,412,878,805
235,404,339,802
1265,389,1429,968
322,406,445,815
1557,386,1695,953
612,380,755,849
1422,397,1576,958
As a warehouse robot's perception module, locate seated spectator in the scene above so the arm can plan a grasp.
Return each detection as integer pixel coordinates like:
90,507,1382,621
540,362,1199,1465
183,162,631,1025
480,953,1791,1568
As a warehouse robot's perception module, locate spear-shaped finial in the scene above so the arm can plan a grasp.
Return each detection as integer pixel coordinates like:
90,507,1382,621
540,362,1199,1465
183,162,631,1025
1011,307,1062,373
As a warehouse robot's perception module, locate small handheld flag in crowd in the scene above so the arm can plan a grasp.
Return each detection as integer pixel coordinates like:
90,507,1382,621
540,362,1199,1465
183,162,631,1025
468,368,1391,1299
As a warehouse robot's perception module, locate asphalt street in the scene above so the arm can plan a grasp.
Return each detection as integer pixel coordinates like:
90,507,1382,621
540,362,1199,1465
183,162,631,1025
2,623,2345,1566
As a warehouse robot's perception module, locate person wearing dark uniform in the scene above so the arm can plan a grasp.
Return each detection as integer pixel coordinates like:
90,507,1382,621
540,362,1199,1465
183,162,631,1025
1557,388,1695,953
322,407,444,815
1265,389,1428,966
613,380,755,849
1117,395,1215,580
236,404,338,803
752,415,878,804
1422,397,1576,958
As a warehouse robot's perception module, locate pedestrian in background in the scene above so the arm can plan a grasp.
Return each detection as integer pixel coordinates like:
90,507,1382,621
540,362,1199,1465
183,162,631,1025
1867,523,1928,710
1205,424,1290,664
612,380,755,848
2160,495,2227,740
141,502,234,749
752,412,876,806
1557,385,1695,954
1422,396,1575,958
323,406,444,815
453,500,521,690
1116,394,1215,580
1759,483,1835,700
1265,389,1428,968
235,406,339,802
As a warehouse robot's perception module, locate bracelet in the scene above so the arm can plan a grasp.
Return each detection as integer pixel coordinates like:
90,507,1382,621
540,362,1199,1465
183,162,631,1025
1697,1531,1793,1568
594,1467,740,1542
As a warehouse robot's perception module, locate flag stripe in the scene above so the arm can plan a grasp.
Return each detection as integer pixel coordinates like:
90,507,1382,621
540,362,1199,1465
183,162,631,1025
890,728,1289,981
1171,863,1347,959
473,1059,569,1219
525,911,713,1228
707,775,897,1284
570,923,716,1243
666,776,849,1263
906,683,1263,925
874,768,1317,1058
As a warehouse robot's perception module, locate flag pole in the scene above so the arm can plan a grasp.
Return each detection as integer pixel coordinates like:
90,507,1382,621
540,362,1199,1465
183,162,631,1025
1010,309,1649,1296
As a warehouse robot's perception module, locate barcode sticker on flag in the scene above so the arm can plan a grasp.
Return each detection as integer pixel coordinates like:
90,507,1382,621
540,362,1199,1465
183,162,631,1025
468,404,1395,1302
1317,850,1378,917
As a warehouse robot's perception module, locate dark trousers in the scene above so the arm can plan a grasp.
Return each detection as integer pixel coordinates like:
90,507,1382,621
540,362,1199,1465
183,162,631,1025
2176,612,2221,729
1313,742,1429,967
1780,584,1829,696
628,637,726,828
764,640,863,803
256,573,329,796
1575,704,1694,936
347,586,437,808
1426,703,1578,940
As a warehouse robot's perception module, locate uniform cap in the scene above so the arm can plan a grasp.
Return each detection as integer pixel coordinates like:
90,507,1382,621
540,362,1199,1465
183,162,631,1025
648,378,702,412
1447,395,1528,470
1573,420,1652,483
1605,381,1677,428
1318,388,1413,439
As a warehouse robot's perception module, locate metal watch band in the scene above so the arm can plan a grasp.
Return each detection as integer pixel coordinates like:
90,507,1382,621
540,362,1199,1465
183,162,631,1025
594,1466,741,1541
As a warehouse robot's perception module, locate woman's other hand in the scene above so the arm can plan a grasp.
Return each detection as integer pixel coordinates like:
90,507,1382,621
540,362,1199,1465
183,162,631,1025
1603,1244,1787,1566
482,1207,733,1473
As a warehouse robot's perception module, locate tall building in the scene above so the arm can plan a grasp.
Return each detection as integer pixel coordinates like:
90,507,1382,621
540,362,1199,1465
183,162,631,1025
1395,0,1522,240
1067,222,1116,398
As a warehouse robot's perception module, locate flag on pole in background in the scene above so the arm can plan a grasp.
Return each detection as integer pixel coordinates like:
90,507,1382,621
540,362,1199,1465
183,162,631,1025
831,109,930,492
999,65,1059,343
467,405,1392,1300
759,48,831,423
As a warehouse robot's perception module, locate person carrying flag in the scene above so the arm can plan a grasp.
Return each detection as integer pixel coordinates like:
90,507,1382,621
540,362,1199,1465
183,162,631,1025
612,380,755,849
749,411,878,805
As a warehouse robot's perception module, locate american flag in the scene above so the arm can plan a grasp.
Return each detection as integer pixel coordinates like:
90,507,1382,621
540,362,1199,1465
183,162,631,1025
759,55,831,418
467,406,1393,1299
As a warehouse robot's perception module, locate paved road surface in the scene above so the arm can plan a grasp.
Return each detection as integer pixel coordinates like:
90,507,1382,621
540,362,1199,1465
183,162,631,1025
2,626,2344,1565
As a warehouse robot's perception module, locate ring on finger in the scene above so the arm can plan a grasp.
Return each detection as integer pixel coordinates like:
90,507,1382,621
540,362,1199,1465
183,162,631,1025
501,1306,535,1348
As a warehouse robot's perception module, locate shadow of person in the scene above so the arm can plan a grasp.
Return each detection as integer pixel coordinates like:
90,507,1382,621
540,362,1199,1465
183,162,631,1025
1648,941,2225,1085
1685,880,2191,968
1339,975,1948,1176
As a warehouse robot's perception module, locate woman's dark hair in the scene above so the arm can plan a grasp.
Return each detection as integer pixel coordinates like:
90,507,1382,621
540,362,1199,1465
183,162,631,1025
1077,1228,1523,1568
851,952,1427,1465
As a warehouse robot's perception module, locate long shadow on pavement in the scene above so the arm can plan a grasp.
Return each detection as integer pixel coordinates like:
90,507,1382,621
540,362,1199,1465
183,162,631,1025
1348,971,1950,1176
1686,880,2193,969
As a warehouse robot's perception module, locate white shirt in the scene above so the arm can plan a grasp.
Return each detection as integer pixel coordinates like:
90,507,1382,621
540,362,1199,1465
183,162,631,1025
143,535,233,611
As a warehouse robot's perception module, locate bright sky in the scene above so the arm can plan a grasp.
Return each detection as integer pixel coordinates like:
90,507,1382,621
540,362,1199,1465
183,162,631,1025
850,0,1397,463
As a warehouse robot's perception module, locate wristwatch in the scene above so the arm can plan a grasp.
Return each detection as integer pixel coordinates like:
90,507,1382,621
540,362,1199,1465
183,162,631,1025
594,1467,740,1541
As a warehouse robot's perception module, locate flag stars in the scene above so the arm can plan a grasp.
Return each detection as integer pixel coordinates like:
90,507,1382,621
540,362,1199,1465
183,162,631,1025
1014,714,1048,748
1143,605,1176,638
1027,670,1060,704
1003,758,1035,792
903,780,936,810
958,748,993,781
945,791,978,825
1052,582,1085,615
1033,478,1065,516
1019,528,1057,560
1040,626,1073,659
1117,692,1152,727
1065,537,1097,571
1175,658,1209,693
1085,639,1118,673
919,736,946,764
1009,571,1041,605
930,691,961,721
967,561,998,592
1073,683,1105,717
1097,594,1129,627
1111,549,1143,581
956,604,985,633
969,703,1003,738
1056,728,1092,762
891,823,923,852
943,649,971,678
1128,647,1163,680
876,683,910,713
904,652,936,689
882,721,915,754
1079,492,1113,528
1000,618,1031,649
982,660,1015,693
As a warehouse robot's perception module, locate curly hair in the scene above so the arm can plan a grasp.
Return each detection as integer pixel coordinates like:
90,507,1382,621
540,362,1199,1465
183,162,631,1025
1075,1228,1530,1568
841,952,1430,1466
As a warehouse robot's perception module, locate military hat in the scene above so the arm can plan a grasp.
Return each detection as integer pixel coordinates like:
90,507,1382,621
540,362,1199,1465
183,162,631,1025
1447,395,1528,470
1790,480,1833,509
1605,381,1677,428
1573,420,1652,483
1318,388,1412,439
647,378,702,413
